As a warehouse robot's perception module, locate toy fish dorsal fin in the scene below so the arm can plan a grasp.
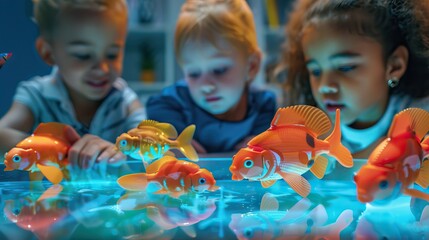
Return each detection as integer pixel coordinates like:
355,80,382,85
388,108,429,140
146,156,178,174
260,193,279,211
138,120,178,138
271,105,331,137
33,122,77,144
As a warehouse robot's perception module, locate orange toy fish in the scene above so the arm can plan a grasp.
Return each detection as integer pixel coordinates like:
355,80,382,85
354,108,429,204
229,105,353,197
117,156,219,198
116,120,198,164
4,122,78,184
0,52,12,69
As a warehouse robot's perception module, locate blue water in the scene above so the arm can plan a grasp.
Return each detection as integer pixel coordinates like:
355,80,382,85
0,159,428,240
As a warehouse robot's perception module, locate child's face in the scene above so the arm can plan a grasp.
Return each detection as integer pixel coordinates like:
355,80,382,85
180,39,251,115
46,10,127,101
301,24,389,128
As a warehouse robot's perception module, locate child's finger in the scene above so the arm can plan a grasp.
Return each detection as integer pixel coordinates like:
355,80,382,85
97,146,118,162
107,151,126,164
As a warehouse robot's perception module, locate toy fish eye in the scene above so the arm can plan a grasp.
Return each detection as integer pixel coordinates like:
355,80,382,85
199,178,206,184
244,160,254,168
12,155,21,163
243,228,254,238
120,139,127,146
379,180,388,189
13,208,21,215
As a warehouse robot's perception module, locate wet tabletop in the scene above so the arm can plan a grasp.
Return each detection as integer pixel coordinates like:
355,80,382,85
0,157,428,240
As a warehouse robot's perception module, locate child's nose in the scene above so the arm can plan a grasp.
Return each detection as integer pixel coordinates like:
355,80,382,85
319,85,338,94
201,84,215,94
94,60,109,73
318,74,338,94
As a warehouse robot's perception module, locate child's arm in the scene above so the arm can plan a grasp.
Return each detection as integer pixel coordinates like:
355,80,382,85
68,99,144,169
0,102,34,158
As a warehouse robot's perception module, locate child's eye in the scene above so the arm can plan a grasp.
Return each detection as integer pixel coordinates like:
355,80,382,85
106,54,119,60
337,65,356,72
72,53,91,61
309,69,321,77
212,67,229,76
187,72,201,79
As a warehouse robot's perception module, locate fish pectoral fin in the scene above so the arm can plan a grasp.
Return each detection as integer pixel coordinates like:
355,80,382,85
261,179,277,188
403,188,429,201
117,173,148,191
310,155,328,179
278,172,311,198
181,226,196,238
415,160,429,188
36,164,63,184
260,193,279,211
299,151,309,165
37,184,63,202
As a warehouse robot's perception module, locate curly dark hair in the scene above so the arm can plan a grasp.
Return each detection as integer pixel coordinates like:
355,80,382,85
278,0,429,106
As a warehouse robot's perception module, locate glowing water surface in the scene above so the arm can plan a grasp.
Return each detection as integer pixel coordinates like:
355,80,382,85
0,158,428,240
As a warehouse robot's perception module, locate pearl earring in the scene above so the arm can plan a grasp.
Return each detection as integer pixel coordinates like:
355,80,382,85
387,77,399,88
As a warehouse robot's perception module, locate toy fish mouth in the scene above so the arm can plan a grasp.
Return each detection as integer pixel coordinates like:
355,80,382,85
4,165,13,171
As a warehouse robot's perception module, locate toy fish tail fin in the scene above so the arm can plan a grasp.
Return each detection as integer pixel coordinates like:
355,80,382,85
117,173,149,191
311,155,328,179
326,109,353,168
416,160,429,188
325,209,354,238
176,125,199,161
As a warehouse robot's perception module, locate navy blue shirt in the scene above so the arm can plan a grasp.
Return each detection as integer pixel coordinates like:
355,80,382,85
146,81,277,153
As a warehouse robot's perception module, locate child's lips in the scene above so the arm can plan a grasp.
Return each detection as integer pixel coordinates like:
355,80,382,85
324,101,345,112
205,96,222,102
87,80,109,88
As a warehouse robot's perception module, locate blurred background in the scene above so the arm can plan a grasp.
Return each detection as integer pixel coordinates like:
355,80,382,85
0,0,293,116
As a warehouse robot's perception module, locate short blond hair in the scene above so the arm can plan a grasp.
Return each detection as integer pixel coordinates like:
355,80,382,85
33,0,128,39
175,0,260,63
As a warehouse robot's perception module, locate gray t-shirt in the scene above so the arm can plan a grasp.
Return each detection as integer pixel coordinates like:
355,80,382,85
14,68,146,143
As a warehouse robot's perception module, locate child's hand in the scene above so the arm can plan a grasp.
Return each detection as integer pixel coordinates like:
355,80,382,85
68,134,126,169
192,139,207,154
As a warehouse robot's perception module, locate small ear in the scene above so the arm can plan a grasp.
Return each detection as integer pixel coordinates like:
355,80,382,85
35,37,55,66
247,52,262,82
385,45,409,82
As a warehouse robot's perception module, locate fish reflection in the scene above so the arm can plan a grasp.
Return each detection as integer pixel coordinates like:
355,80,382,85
66,188,174,239
118,191,216,238
355,197,429,239
229,193,353,240
3,185,69,240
